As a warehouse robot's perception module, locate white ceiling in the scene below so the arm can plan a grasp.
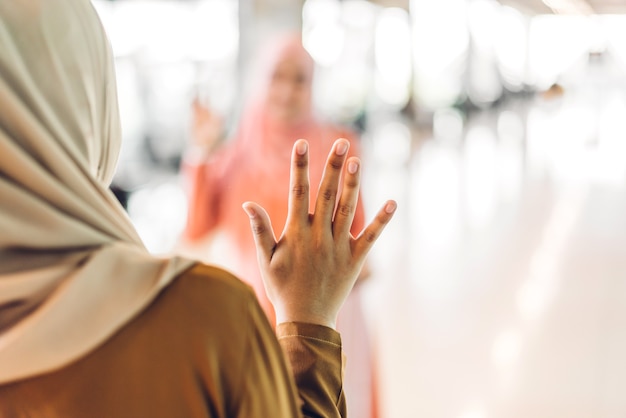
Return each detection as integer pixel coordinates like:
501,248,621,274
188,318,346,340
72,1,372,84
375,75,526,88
368,1,626,15
498,0,626,15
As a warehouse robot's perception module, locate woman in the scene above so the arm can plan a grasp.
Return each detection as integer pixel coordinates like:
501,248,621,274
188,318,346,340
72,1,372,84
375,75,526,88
0,2,396,417
183,35,379,418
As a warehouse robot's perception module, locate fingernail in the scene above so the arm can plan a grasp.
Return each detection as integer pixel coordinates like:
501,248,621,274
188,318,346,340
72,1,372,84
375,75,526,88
348,160,359,174
385,201,397,214
336,140,348,156
296,141,308,155
242,204,256,218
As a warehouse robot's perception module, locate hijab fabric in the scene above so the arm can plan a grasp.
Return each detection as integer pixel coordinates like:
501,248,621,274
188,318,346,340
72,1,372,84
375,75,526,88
0,0,193,384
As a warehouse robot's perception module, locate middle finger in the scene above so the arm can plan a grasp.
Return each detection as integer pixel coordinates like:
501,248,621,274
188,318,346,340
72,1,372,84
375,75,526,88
313,138,349,228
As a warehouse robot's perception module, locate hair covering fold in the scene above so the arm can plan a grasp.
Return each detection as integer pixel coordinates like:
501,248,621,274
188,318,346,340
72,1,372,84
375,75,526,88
0,0,194,384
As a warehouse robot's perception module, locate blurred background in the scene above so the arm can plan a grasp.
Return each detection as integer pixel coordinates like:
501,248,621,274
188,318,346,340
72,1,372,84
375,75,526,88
93,0,626,416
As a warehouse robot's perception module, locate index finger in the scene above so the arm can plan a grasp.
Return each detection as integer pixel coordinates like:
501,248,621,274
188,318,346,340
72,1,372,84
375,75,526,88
286,139,310,226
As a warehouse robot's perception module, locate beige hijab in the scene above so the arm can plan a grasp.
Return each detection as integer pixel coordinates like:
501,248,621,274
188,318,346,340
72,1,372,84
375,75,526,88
0,0,194,383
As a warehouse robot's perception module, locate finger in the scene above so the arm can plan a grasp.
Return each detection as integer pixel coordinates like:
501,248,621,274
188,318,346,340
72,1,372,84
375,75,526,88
333,156,361,238
286,139,310,226
353,200,397,259
242,202,277,265
314,138,350,226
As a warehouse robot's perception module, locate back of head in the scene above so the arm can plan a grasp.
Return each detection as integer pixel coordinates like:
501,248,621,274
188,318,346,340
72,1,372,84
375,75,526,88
0,0,133,255
0,0,121,184
0,0,193,384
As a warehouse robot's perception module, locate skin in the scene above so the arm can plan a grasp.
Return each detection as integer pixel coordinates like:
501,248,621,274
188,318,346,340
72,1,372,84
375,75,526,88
243,138,397,329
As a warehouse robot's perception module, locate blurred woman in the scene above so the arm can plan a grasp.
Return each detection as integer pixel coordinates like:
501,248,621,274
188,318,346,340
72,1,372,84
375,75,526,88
0,2,395,417
182,34,378,418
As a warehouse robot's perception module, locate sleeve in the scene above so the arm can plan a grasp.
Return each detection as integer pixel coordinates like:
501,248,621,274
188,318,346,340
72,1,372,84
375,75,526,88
180,156,223,241
230,296,346,418
277,323,347,418
229,294,301,417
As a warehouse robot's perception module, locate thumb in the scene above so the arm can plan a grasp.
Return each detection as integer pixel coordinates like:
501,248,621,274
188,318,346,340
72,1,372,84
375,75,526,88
242,202,276,265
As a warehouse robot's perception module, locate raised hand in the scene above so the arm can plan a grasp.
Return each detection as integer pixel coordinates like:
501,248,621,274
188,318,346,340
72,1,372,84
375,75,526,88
242,138,396,329
190,98,223,156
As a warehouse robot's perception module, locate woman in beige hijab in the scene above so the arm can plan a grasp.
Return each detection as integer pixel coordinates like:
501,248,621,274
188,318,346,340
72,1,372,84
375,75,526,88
0,1,396,417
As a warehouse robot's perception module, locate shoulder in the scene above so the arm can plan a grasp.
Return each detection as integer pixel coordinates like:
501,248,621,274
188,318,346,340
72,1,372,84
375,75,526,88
318,122,361,155
141,263,271,375
162,263,259,325
129,263,264,350
174,263,255,295
322,122,357,142
155,264,279,409
317,122,360,156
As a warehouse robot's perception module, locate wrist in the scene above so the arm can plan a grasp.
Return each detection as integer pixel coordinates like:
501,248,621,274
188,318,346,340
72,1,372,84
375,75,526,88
275,306,337,330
